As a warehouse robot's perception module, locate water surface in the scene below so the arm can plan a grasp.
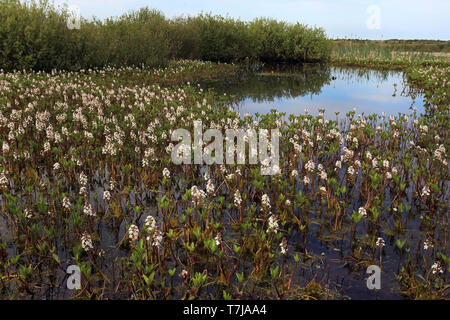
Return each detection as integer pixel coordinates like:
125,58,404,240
198,65,435,300
201,64,425,119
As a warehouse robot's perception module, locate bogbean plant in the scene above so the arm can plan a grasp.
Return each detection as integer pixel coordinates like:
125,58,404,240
0,60,448,299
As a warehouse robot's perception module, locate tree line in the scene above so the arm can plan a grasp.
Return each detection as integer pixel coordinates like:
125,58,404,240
0,0,332,71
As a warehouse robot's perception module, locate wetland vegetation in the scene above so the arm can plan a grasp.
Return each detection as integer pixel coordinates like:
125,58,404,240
0,1,448,300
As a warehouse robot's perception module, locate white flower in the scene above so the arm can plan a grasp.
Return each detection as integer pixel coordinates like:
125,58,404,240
305,160,315,172
271,164,281,176
206,179,215,195
303,176,310,185
145,215,156,232
53,162,60,171
376,237,385,248
2,141,10,153
191,185,206,206
342,147,354,163
261,194,271,210
226,173,234,181
431,261,443,274
372,159,378,169
162,167,170,179
421,186,431,197
103,190,111,202
83,203,95,216
62,197,71,209
79,172,88,187
79,186,87,196
319,186,327,193
166,143,174,154
128,224,139,242
419,125,428,134
347,166,355,176
285,199,291,206
234,189,242,207
433,144,447,165
423,237,434,250
81,233,94,252
383,160,389,169
215,233,222,246
24,208,33,219
280,239,288,255
358,207,367,217
293,143,302,153
180,269,188,279
319,170,327,181
260,158,271,171
0,171,8,188
151,227,163,247
43,141,51,153
267,215,279,234
291,169,298,178
109,179,115,191
385,172,392,180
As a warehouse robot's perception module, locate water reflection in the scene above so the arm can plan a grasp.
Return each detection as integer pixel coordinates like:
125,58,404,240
200,64,425,119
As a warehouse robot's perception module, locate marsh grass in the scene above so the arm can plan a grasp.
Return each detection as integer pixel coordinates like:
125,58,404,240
331,41,450,69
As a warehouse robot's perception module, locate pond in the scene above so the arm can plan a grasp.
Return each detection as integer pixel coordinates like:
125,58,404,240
196,65,444,300
200,64,425,120
1,63,447,300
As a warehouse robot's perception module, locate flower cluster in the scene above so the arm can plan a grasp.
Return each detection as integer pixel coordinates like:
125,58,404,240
81,233,94,252
128,224,139,242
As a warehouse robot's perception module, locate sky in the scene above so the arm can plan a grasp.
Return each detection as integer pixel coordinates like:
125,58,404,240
52,0,450,40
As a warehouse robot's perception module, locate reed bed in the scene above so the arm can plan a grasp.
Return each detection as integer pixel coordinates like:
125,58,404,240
331,41,450,70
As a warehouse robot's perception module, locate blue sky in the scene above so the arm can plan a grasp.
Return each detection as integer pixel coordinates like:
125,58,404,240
54,0,449,40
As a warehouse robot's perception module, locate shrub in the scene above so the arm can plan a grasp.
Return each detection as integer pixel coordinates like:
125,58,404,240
0,0,333,71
